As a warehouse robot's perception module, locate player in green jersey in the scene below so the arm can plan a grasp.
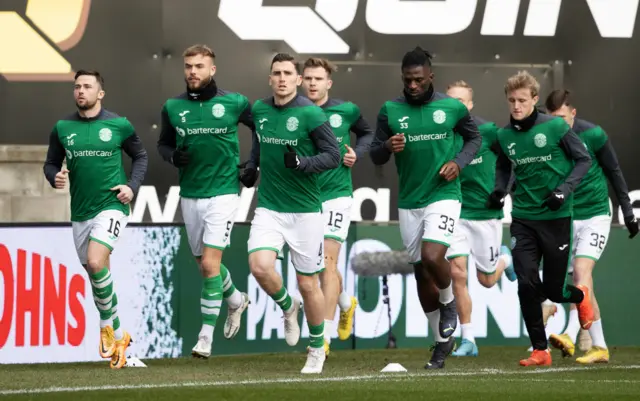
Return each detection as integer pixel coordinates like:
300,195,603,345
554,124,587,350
491,71,595,367
301,57,374,354
43,70,148,369
544,89,638,364
370,47,482,369
246,53,340,374
443,80,517,357
157,45,252,358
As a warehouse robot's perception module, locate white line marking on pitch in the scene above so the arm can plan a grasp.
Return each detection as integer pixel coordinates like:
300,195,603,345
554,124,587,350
1,364,639,396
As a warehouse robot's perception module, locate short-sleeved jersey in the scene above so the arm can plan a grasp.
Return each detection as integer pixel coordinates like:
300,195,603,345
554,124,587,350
317,99,361,201
379,93,469,209
162,90,251,198
571,118,610,220
498,114,574,220
459,116,504,221
252,95,328,213
55,110,133,221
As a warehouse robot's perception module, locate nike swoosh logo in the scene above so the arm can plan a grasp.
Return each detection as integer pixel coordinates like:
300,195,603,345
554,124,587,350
443,326,454,333
508,143,516,149
559,245,568,250
398,117,409,122
69,134,77,139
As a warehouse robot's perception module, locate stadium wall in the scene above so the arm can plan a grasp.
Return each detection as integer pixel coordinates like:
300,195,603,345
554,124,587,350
1,0,640,223
0,223,637,364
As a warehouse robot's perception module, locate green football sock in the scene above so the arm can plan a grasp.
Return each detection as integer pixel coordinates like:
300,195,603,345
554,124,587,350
271,285,292,312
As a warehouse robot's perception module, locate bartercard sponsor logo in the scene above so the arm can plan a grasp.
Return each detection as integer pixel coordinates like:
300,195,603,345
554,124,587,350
186,127,228,135
515,154,552,165
260,137,298,146
470,156,483,165
407,133,447,141
69,150,113,158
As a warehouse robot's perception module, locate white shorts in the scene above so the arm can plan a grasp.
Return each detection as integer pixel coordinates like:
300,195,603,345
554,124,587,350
569,214,612,273
248,207,324,275
322,196,353,243
446,219,503,274
181,194,239,256
399,200,462,264
72,209,128,265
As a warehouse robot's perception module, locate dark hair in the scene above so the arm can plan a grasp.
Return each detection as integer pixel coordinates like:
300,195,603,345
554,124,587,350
271,53,300,74
401,46,433,70
74,70,105,89
303,57,337,76
545,89,573,112
183,44,216,59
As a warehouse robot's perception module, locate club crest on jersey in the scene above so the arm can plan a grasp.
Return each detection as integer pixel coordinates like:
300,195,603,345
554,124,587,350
329,113,343,128
286,117,299,132
433,110,446,124
534,133,547,148
65,149,73,160
510,236,517,250
176,127,186,137
99,128,112,142
212,104,225,118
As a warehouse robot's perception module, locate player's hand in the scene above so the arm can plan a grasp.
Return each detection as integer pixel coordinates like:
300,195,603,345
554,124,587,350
439,161,460,181
385,133,405,153
343,144,357,167
624,215,639,239
542,188,566,211
172,146,190,168
238,160,259,188
111,185,134,204
54,168,69,189
284,145,300,169
486,191,506,210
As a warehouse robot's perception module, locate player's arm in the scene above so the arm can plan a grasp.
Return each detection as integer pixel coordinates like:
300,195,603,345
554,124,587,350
43,126,65,188
594,136,637,236
294,121,340,173
557,129,592,196
487,144,512,209
121,131,148,195
452,111,481,169
369,106,395,165
350,112,374,160
238,100,260,170
490,139,516,193
157,105,189,167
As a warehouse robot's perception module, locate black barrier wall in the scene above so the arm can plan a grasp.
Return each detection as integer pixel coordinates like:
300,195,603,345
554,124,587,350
1,0,638,222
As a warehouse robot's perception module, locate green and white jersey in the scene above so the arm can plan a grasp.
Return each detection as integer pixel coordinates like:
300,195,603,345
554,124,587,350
318,98,374,202
571,119,611,220
251,95,341,213
159,88,254,198
45,110,147,222
497,113,590,220
369,91,481,209
459,116,504,221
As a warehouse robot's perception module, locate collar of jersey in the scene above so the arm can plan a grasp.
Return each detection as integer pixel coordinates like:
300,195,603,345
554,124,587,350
510,107,539,132
403,84,435,105
75,107,105,122
186,78,218,101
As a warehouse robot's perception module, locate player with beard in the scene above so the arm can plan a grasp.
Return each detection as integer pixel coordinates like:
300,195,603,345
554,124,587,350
301,57,374,353
491,71,594,366
370,47,481,369
157,45,254,358
246,53,340,374
544,89,638,364
43,70,148,369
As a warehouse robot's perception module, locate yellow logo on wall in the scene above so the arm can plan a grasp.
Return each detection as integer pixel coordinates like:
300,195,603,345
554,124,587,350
0,0,91,81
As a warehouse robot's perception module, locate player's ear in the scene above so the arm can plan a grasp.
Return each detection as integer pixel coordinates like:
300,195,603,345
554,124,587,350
532,95,539,105
571,107,577,118
296,75,302,86
210,64,217,78
97,89,105,100
327,79,333,90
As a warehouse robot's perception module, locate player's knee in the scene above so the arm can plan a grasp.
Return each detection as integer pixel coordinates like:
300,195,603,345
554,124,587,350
296,275,318,295
86,257,105,274
420,245,444,269
200,256,220,276
249,255,272,279
450,259,468,285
